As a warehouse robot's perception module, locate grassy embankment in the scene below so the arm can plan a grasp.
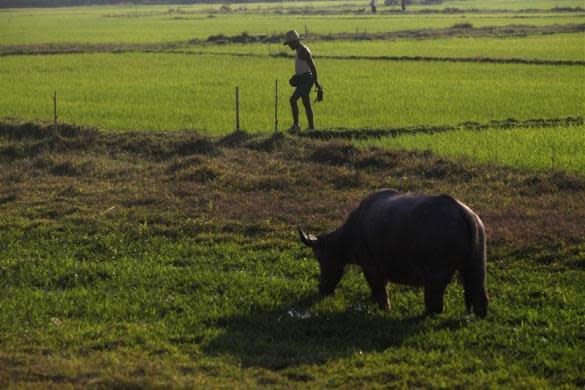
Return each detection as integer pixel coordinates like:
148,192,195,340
0,122,584,387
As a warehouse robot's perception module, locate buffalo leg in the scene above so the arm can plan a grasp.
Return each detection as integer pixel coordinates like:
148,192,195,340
423,266,455,315
363,267,389,311
424,283,447,316
464,287,473,314
460,273,472,313
424,267,454,315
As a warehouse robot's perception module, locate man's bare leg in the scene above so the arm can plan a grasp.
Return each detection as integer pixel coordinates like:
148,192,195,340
301,95,314,129
290,95,300,128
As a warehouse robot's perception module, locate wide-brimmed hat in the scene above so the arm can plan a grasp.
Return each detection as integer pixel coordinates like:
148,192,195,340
283,30,302,45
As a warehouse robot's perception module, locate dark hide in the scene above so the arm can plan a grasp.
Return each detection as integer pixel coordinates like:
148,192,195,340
299,189,488,318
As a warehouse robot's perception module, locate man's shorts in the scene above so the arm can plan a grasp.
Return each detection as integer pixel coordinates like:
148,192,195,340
291,73,314,99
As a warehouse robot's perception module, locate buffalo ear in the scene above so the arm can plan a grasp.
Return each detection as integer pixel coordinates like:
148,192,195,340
298,227,318,248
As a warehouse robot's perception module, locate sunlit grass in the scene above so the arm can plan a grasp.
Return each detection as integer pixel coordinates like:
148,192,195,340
357,125,585,174
0,53,582,133
0,226,583,386
1,7,583,45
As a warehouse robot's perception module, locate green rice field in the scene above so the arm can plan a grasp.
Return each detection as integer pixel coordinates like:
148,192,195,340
358,125,585,174
1,7,583,45
0,53,583,132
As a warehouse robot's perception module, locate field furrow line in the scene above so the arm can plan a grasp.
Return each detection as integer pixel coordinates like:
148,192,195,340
173,50,585,66
288,116,584,140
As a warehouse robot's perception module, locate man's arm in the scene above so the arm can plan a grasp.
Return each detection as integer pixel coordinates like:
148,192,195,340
300,47,322,90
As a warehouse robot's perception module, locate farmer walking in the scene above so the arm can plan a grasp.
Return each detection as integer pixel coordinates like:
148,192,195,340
284,30,323,131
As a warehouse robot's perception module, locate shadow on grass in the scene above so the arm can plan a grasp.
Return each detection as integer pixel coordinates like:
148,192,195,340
201,293,451,369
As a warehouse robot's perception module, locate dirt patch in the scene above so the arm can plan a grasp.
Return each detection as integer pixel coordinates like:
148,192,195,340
353,149,402,171
249,131,288,153
0,193,17,205
168,156,206,173
50,160,94,177
177,165,222,183
417,157,473,180
174,137,220,156
328,168,365,189
254,176,291,191
521,172,585,194
0,121,223,161
217,130,254,147
309,142,359,166
0,121,97,141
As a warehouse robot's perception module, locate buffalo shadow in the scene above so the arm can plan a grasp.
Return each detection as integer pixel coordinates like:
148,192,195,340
201,293,461,369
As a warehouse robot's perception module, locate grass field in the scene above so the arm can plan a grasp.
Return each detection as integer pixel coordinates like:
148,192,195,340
0,123,584,387
358,125,585,174
1,9,584,45
1,0,584,387
0,53,583,132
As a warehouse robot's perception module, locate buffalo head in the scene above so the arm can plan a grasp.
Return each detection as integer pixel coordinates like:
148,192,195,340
299,227,346,296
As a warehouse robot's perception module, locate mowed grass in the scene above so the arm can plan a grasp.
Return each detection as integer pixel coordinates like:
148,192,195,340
357,125,585,174
186,33,585,62
0,53,583,133
1,8,584,45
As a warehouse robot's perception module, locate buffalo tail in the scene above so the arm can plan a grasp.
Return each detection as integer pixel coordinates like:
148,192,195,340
459,205,489,318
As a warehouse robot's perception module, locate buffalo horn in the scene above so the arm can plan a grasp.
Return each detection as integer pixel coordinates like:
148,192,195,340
298,227,317,248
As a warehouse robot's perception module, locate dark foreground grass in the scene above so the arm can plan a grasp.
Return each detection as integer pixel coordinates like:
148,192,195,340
0,122,584,387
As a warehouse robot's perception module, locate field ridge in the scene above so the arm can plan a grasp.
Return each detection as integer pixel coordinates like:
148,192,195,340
268,6,585,16
289,116,584,140
177,50,585,66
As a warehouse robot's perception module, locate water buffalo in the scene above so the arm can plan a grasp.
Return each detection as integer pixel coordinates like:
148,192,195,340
299,189,488,318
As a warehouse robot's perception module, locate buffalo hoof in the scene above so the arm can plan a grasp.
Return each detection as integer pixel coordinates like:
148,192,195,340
371,295,390,311
318,288,335,297
425,307,443,317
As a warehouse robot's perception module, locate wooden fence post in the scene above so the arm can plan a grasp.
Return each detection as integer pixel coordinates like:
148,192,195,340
52,91,58,135
235,86,240,131
274,79,278,133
